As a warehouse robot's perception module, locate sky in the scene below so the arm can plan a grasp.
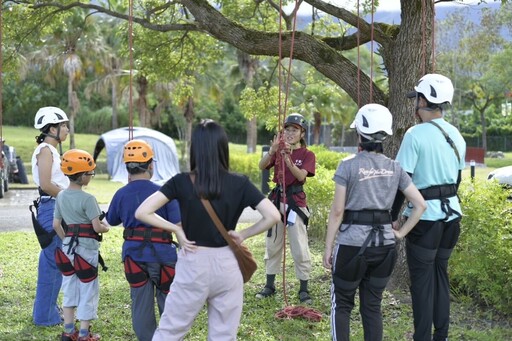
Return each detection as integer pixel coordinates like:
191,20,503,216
284,0,399,14
285,0,494,14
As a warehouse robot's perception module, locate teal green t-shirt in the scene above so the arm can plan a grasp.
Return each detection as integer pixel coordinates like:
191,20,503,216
396,118,466,221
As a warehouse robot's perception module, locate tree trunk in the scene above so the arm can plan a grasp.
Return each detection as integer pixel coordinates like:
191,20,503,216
313,111,321,145
238,50,259,153
183,96,194,171
67,73,76,149
136,75,150,127
480,110,487,152
111,58,119,129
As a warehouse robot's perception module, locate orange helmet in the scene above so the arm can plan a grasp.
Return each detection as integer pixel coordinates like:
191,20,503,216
61,149,96,175
123,139,154,163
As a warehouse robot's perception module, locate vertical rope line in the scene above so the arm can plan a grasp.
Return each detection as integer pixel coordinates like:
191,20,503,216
421,0,427,75
0,3,3,143
282,0,299,117
369,0,375,102
356,0,361,108
278,0,284,133
431,0,436,72
277,0,289,309
128,0,134,140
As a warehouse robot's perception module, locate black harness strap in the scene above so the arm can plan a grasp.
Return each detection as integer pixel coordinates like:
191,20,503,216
267,184,309,238
64,224,107,271
342,210,392,225
419,184,457,200
340,210,392,247
427,121,461,164
418,184,462,221
66,224,101,240
123,227,174,244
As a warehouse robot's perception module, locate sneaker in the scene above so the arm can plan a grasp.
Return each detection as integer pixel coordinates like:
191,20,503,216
255,285,275,299
299,290,312,305
78,332,100,341
61,329,79,341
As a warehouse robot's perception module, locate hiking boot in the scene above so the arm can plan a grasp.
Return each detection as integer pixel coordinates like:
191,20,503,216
255,285,275,299
299,290,312,305
61,329,79,341
78,331,100,341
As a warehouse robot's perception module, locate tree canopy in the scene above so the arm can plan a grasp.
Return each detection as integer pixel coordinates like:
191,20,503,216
4,0,510,154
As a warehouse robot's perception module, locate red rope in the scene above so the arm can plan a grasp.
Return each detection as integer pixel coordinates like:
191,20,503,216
369,0,375,102
275,305,323,322
128,0,134,140
421,0,427,75
356,0,361,108
431,0,436,72
273,2,322,322
0,2,3,143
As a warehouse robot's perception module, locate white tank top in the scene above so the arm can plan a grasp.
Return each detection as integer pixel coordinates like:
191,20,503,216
31,143,70,190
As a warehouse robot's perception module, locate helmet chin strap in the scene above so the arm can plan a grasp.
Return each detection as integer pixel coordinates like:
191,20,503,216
42,125,64,155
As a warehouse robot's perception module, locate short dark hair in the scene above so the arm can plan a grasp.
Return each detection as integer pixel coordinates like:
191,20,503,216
126,160,152,175
359,135,384,153
418,93,442,110
190,119,229,200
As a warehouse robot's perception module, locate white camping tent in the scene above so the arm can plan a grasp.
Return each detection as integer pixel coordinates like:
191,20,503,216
93,127,180,184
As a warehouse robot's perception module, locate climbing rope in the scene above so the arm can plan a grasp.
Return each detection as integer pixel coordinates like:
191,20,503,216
128,0,134,140
431,0,436,72
356,0,376,106
273,0,323,321
0,3,3,144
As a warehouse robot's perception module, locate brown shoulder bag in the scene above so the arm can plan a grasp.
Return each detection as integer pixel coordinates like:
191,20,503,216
200,198,258,283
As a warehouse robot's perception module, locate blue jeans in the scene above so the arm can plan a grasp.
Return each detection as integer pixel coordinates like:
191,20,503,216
32,198,63,326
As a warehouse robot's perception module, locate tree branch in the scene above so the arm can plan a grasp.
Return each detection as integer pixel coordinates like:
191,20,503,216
29,1,199,32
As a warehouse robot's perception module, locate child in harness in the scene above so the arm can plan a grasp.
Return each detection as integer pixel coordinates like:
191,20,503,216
105,139,181,341
53,149,110,341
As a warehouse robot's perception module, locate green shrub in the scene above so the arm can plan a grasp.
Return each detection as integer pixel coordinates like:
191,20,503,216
304,164,335,240
308,145,348,170
230,152,261,185
452,178,512,314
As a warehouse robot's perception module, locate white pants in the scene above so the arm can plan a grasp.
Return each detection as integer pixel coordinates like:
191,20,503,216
153,246,244,341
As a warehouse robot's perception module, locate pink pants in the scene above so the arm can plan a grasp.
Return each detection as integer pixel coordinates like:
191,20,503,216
153,246,244,341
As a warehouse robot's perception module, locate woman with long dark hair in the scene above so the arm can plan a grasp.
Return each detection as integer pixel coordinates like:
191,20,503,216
135,119,280,340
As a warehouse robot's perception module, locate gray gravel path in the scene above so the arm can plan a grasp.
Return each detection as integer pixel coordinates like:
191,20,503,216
0,188,262,233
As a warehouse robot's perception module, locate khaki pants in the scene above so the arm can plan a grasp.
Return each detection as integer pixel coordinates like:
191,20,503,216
153,246,243,341
264,205,312,280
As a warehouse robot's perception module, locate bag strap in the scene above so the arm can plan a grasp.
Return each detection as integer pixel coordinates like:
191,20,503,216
189,174,236,249
427,120,461,164
201,198,237,249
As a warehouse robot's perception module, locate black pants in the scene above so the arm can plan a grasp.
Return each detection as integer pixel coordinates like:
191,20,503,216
406,219,460,341
331,244,396,341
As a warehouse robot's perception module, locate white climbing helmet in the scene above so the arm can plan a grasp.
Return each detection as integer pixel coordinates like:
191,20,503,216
34,106,69,130
407,73,454,105
350,103,393,140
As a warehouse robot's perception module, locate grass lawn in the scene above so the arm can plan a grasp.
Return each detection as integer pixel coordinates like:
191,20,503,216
0,229,510,340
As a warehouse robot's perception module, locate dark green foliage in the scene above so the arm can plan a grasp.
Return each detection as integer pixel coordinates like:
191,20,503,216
75,106,131,134
304,164,335,239
229,152,262,186
452,179,512,315
308,145,349,170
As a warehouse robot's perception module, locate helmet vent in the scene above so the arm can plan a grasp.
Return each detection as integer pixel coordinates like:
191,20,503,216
362,115,369,128
430,85,437,99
